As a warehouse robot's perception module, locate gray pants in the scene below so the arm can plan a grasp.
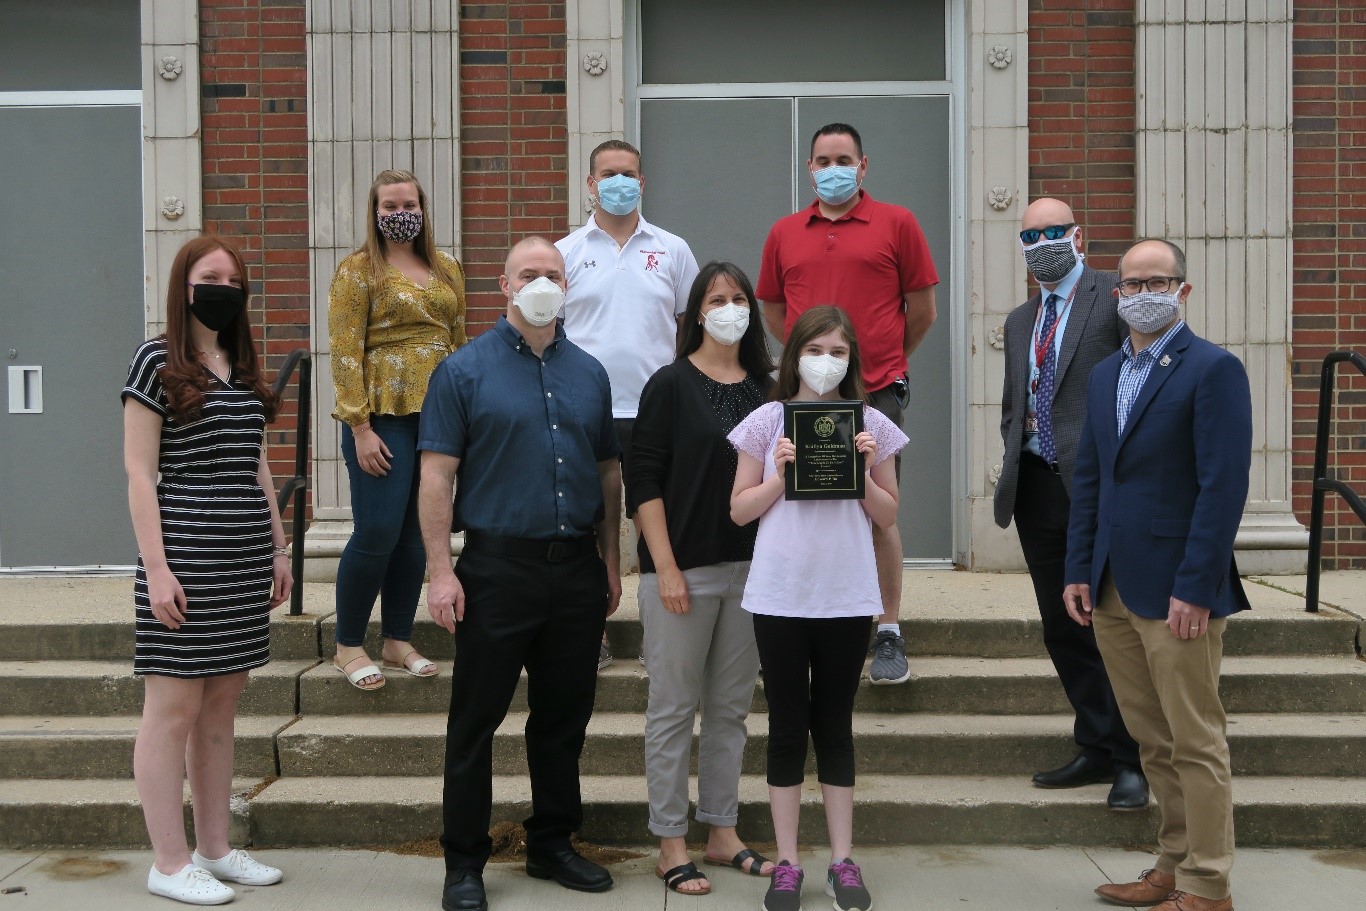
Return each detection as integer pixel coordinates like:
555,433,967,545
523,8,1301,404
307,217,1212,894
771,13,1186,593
640,561,760,837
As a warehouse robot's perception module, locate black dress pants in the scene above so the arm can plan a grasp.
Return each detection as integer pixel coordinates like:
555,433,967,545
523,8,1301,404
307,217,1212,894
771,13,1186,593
441,546,608,873
1013,453,1139,769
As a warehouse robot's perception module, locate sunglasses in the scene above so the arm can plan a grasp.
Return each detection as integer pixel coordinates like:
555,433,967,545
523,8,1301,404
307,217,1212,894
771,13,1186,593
1019,223,1075,245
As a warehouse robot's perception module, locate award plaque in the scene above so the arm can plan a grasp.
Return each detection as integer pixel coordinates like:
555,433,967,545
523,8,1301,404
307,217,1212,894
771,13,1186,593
783,400,865,500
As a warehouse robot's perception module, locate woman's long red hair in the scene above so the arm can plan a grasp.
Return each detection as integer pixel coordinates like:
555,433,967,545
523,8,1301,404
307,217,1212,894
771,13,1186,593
160,236,279,423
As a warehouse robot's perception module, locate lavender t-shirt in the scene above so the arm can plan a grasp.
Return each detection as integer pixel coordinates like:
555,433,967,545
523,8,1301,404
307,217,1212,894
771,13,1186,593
727,401,909,619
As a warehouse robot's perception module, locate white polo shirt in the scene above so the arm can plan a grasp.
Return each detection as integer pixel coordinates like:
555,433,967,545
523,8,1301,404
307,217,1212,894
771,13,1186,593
557,213,700,419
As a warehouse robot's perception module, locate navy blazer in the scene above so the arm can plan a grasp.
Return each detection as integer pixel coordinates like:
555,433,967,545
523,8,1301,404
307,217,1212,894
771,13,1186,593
1064,323,1253,619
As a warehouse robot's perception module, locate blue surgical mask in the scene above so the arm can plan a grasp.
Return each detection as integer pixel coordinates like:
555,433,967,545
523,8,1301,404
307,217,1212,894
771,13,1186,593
812,165,860,206
595,174,641,216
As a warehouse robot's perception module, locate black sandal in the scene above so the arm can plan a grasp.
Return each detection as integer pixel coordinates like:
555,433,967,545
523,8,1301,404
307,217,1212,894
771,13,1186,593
704,848,773,876
656,861,712,895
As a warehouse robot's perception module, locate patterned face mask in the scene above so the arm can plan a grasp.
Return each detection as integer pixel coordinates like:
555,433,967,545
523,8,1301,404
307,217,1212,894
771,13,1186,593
1117,287,1185,333
377,209,423,244
1021,234,1079,283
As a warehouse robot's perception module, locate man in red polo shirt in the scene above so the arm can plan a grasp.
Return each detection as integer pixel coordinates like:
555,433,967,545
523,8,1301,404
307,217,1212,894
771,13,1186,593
757,122,938,685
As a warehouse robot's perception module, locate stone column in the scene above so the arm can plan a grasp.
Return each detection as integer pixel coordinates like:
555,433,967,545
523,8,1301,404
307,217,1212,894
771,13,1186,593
1133,1,1306,572
142,0,203,334
968,1,1033,570
304,1,462,579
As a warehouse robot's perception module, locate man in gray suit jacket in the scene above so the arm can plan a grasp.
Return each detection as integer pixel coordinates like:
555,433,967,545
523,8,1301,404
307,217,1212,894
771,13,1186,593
994,198,1146,809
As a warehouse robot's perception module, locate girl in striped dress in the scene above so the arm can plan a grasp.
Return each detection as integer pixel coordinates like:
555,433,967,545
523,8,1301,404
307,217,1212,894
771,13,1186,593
122,236,291,905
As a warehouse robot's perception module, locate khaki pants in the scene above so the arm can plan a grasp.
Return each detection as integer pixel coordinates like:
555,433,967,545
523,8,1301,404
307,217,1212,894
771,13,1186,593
1093,576,1234,901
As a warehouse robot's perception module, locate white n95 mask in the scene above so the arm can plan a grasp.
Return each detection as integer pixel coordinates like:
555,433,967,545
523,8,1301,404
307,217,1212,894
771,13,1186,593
511,276,564,327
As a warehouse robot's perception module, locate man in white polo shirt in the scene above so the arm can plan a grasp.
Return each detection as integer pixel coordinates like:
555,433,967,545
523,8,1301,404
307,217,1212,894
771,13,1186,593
557,139,700,670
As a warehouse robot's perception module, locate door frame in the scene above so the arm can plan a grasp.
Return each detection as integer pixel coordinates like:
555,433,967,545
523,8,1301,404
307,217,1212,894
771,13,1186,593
622,1,970,566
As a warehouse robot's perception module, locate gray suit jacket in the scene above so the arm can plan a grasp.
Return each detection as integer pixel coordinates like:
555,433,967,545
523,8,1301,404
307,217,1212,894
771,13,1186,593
993,264,1124,528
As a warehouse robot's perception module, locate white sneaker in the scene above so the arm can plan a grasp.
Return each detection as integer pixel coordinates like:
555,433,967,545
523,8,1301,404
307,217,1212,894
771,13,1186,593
192,849,283,886
147,864,235,905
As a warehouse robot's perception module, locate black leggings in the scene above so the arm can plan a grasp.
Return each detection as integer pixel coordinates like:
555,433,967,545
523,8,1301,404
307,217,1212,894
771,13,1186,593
753,614,872,788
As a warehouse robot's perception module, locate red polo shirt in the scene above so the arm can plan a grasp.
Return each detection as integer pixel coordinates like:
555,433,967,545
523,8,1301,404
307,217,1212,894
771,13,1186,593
757,191,938,392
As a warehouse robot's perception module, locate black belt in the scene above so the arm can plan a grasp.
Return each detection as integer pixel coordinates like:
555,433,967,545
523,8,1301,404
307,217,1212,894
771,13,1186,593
1022,451,1062,476
463,530,596,563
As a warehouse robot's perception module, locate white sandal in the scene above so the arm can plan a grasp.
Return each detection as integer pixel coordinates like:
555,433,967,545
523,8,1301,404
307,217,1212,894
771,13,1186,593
382,648,439,677
333,653,385,691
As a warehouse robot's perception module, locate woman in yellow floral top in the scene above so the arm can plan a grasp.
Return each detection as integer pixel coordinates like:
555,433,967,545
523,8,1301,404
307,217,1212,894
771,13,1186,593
328,169,466,690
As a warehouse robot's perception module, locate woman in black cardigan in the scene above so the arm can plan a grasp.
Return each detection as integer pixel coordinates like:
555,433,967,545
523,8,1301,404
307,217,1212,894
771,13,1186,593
628,261,776,896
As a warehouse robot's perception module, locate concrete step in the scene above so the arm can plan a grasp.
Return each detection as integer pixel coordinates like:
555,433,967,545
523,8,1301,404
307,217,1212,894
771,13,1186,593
4,591,1355,664
0,716,293,779
294,656,1366,716
0,660,316,716
241,774,1366,850
310,610,1363,661
12,773,1359,851
276,712,1366,779
1,617,324,663
0,778,262,849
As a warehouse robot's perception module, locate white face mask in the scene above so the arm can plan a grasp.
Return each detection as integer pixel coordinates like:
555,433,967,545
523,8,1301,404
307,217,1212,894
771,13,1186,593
1117,287,1184,334
798,353,848,396
702,303,750,346
510,276,564,327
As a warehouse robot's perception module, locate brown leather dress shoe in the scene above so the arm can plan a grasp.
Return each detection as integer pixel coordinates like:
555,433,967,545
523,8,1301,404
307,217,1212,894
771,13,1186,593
1149,891,1233,911
1095,868,1175,906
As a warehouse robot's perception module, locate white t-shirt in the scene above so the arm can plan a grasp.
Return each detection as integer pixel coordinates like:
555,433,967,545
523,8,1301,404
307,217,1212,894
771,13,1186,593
728,402,909,618
557,214,700,419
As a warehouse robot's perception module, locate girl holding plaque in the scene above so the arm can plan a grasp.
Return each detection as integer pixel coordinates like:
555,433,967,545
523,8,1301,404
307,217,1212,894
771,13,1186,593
629,262,776,896
727,306,907,911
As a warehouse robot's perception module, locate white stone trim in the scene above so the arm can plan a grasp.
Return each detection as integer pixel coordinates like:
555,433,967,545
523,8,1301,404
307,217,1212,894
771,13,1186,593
141,0,202,335
305,0,463,550
1134,1,1305,572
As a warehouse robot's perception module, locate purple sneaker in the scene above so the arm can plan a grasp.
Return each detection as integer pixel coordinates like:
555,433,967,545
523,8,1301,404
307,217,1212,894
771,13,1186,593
826,858,872,911
763,860,804,911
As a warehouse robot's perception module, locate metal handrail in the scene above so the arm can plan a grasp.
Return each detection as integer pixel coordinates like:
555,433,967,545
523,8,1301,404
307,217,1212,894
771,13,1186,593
270,349,312,616
1305,350,1366,613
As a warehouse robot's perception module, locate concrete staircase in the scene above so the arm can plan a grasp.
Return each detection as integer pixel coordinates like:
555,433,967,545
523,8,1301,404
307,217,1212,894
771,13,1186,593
1,572,1363,850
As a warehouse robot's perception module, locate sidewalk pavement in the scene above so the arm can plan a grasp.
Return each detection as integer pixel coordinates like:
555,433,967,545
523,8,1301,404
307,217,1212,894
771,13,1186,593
3,846,1365,910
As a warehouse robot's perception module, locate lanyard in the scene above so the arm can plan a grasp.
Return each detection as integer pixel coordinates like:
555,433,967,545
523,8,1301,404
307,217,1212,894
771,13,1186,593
1033,283,1078,369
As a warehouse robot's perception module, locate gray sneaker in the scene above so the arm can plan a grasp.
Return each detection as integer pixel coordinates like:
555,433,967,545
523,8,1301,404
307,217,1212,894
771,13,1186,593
597,637,613,671
868,630,910,685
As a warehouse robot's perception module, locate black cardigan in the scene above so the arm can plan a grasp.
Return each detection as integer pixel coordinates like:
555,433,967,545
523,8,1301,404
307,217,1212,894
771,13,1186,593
626,359,771,573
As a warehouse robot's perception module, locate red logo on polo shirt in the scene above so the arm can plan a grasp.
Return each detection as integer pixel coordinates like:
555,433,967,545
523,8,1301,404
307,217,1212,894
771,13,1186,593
641,250,665,271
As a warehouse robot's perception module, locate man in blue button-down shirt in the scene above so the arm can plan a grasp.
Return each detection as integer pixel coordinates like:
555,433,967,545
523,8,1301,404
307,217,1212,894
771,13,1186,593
418,236,622,911
1064,239,1251,911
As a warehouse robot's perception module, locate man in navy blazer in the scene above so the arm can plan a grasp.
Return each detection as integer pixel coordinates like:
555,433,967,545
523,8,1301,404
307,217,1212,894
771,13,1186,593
995,198,1144,809
1064,239,1251,911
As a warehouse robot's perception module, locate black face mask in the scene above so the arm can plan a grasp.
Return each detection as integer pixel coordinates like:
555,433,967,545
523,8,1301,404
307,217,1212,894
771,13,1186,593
189,284,246,331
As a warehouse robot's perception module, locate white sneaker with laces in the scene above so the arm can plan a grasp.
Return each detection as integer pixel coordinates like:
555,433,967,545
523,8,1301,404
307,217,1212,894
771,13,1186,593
147,863,235,905
192,849,283,886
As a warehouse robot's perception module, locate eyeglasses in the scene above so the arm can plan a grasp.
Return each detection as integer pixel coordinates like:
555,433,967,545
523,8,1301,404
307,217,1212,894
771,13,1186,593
1116,276,1184,296
1018,223,1075,245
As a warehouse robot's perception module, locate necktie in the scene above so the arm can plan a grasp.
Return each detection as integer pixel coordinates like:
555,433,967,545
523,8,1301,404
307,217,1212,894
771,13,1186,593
1036,293,1059,464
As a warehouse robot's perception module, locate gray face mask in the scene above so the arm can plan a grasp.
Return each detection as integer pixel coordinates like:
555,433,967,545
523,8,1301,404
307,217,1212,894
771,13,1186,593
1021,235,1079,284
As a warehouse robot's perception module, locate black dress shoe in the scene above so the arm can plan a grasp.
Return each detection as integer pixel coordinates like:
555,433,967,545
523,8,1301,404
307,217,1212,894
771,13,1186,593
1032,753,1115,789
525,844,614,893
1107,766,1150,810
442,869,487,911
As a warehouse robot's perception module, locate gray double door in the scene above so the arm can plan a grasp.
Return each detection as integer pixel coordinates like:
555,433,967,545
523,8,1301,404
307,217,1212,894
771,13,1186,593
640,95,954,560
0,1,142,568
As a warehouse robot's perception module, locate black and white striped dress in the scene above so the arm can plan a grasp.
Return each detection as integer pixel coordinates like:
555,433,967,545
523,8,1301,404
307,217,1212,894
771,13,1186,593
122,339,273,677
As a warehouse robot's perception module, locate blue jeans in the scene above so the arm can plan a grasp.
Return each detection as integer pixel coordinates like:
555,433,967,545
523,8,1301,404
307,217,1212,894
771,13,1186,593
336,413,425,647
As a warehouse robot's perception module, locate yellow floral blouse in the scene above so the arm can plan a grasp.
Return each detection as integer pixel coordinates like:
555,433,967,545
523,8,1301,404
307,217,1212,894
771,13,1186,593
328,250,467,426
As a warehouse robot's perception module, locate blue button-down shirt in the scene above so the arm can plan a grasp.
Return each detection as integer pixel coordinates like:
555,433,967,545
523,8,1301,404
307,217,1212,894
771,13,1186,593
1024,258,1084,457
419,316,619,538
1116,319,1185,434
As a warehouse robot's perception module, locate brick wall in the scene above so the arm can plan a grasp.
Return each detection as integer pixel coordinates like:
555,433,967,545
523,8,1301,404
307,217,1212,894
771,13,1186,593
459,2,570,332
1027,1,1137,272
199,0,310,508
1291,1,1366,567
